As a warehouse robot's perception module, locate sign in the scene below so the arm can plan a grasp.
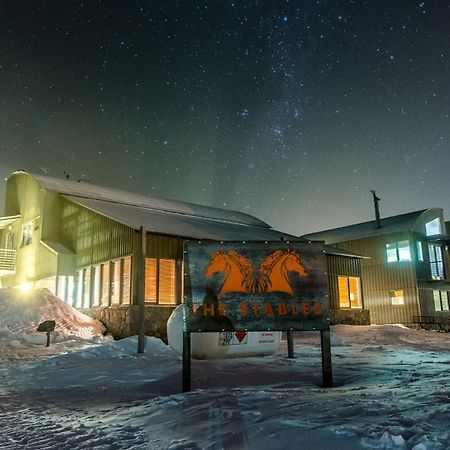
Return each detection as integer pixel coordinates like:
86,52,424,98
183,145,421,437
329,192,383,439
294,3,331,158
183,241,329,333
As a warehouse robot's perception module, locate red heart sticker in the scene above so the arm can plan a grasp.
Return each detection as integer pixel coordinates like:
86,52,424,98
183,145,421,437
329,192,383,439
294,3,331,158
235,331,247,343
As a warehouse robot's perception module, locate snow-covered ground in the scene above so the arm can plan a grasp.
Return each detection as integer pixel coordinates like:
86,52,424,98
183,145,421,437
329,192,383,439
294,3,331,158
0,289,449,449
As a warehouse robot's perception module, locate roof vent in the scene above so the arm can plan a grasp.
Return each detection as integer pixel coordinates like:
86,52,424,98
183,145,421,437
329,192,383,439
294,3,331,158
370,190,382,229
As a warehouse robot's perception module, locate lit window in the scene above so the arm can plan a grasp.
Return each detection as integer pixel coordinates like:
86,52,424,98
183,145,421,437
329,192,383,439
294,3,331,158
101,263,110,306
338,276,361,308
433,291,449,312
390,290,404,305
425,218,442,236
121,256,131,305
83,267,91,308
398,241,411,261
92,266,101,307
429,244,445,279
6,231,16,250
111,260,121,304
21,221,34,247
386,241,411,262
416,241,423,261
145,258,177,305
386,243,398,262
159,259,176,304
145,258,157,302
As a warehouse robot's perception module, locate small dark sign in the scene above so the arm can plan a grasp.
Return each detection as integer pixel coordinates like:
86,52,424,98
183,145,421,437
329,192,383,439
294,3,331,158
183,241,329,333
36,320,56,332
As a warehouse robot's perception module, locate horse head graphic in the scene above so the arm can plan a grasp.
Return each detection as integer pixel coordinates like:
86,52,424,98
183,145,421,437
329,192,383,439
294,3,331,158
204,250,254,296
258,250,308,296
205,249,308,297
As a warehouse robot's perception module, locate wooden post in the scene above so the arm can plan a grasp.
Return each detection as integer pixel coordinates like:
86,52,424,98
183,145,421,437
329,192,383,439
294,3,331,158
287,330,295,358
46,331,51,347
320,330,333,387
182,331,191,392
137,227,146,354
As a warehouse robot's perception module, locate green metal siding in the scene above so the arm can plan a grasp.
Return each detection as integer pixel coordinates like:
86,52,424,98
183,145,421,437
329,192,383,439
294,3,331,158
332,233,419,326
59,197,134,268
326,254,362,310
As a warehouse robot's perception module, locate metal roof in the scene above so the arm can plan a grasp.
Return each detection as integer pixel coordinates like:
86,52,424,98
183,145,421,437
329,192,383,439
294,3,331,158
23,172,269,228
64,195,295,241
8,171,363,257
302,210,431,244
0,215,20,230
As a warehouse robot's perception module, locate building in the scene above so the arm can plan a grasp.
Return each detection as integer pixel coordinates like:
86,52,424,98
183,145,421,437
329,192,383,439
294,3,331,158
0,171,368,339
303,208,450,327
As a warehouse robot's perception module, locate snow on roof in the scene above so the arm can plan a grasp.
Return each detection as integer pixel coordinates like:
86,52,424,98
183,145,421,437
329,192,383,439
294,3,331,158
22,172,270,228
41,240,74,255
64,194,296,241
0,215,20,230
302,209,430,244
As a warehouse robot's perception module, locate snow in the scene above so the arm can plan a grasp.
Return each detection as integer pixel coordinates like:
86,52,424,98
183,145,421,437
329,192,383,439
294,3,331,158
0,288,449,449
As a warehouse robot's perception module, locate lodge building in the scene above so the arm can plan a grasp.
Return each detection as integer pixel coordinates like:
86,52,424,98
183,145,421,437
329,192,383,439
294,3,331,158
0,171,368,339
303,209,450,327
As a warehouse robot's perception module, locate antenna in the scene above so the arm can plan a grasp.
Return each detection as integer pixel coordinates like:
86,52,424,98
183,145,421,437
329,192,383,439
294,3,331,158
370,190,382,229
64,153,75,179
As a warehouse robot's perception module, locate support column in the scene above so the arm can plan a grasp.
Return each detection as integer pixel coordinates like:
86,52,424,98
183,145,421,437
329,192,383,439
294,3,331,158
138,226,147,354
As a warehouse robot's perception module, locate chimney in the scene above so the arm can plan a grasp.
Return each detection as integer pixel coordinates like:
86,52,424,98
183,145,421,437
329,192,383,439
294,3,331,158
370,190,382,229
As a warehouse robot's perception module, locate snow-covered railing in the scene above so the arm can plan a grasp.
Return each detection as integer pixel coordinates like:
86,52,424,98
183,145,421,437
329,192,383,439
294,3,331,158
0,248,16,272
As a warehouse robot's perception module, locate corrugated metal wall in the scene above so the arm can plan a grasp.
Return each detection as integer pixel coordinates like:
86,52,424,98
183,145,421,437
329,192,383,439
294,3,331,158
334,233,420,326
326,254,362,310
59,197,134,267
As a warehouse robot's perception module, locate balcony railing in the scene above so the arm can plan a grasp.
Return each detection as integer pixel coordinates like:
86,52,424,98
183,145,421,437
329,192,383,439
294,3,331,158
0,248,16,274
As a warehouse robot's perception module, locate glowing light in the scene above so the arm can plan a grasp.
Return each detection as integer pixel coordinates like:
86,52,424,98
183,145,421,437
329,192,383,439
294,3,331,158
19,283,33,293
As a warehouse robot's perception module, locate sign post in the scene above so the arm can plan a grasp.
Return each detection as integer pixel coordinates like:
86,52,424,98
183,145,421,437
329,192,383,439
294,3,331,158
182,331,191,392
287,329,295,358
182,240,332,390
321,330,333,387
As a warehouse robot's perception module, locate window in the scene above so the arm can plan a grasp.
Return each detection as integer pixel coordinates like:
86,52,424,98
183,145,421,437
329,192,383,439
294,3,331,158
416,241,423,261
21,221,34,247
101,263,110,306
83,267,91,308
6,231,16,250
386,240,411,262
390,290,405,305
338,276,361,308
425,218,442,236
159,259,176,304
433,291,450,312
121,256,131,305
111,259,121,304
92,266,101,307
429,244,445,279
145,258,177,305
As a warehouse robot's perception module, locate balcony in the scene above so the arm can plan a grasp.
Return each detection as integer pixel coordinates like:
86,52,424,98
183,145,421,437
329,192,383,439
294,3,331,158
0,248,16,276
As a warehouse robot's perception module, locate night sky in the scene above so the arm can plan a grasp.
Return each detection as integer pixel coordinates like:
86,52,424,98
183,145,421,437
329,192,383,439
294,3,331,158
1,1,449,235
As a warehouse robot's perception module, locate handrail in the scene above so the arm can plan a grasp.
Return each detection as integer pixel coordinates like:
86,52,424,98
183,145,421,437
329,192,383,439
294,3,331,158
0,248,16,271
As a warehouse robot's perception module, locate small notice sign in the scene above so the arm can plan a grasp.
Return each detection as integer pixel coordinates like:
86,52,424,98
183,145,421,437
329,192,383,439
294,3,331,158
218,331,248,346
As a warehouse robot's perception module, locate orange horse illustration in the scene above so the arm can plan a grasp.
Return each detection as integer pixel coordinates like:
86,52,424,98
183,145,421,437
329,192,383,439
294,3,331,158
204,250,254,296
259,250,307,295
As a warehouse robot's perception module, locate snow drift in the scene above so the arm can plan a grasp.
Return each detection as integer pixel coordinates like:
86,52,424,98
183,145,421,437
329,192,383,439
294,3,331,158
0,288,105,343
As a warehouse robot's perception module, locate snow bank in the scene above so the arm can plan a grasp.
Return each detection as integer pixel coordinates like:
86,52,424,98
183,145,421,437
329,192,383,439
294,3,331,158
0,288,105,344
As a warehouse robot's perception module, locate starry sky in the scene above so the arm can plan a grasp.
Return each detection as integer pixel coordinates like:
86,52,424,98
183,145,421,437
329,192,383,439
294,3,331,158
1,1,449,235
